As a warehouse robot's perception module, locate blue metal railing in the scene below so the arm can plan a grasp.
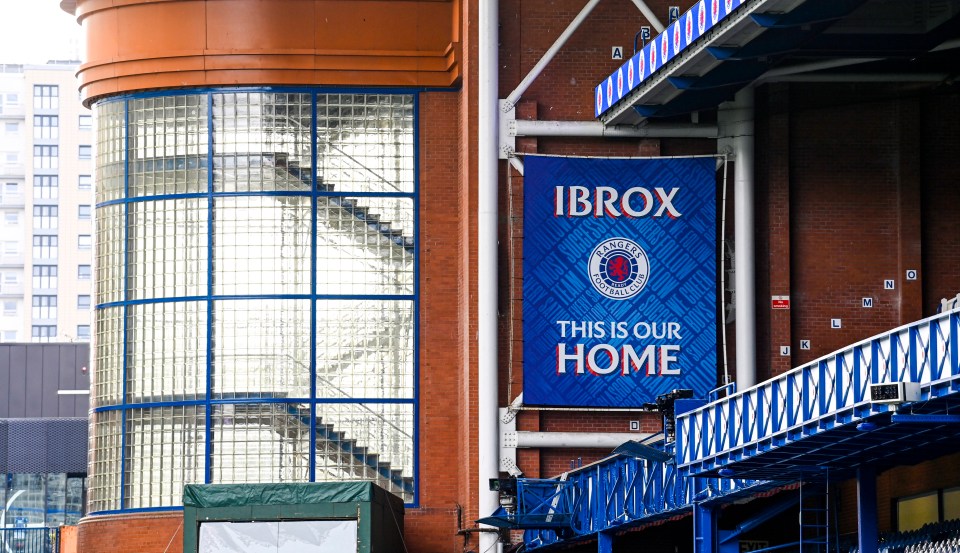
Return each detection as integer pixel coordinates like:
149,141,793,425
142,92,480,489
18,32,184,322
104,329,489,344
513,452,765,550
0,528,60,553
676,309,960,475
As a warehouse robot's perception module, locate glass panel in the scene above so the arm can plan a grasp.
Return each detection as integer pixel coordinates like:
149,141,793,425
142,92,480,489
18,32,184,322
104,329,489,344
897,492,939,532
124,406,205,509
212,299,310,399
316,197,414,295
93,307,123,406
65,477,85,524
7,474,45,525
129,95,208,197
317,93,415,194
96,100,125,204
210,403,311,484
316,300,414,400
88,411,122,513
45,473,67,527
314,403,414,502
127,198,208,300
127,301,207,403
95,204,124,304
213,196,311,295
212,92,312,193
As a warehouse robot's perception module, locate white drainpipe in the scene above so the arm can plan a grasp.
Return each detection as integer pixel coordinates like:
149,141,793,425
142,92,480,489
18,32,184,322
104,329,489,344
512,119,718,138
719,87,756,390
514,432,654,449
479,0,500,549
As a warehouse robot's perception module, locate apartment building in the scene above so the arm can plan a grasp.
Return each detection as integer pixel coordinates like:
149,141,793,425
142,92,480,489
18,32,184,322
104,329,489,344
0,63,94,344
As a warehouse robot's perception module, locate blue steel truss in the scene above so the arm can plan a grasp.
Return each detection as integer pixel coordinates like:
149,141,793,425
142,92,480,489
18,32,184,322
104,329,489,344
491,452,768,550
493,308,960,551
676,309,960,477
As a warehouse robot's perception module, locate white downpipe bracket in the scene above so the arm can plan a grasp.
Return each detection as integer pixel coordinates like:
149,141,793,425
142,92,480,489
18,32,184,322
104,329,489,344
503,0,603,111
718,87,756,390
479,0,500,548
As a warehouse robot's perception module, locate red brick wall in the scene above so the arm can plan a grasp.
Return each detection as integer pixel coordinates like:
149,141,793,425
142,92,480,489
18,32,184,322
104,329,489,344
407,90,469,552
78,512,184,553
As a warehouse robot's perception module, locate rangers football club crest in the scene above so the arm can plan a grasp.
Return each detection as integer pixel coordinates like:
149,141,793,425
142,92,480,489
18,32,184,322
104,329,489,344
588,238,650,300
685,12,693,44
638,52,646,80
711,0,719,24
673,21,681,53
650,42,657,71
606,76,613,105
725,0,733,12
617,67,624,97
698,0,706,33
596,87,603,114
627,58,635,88
661,33,669,62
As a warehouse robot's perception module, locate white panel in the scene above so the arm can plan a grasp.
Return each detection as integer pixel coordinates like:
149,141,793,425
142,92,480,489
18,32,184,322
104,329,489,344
200,520,358,553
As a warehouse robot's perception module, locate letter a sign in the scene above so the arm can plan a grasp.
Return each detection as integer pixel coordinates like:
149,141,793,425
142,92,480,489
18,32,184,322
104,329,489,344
523,155,717,407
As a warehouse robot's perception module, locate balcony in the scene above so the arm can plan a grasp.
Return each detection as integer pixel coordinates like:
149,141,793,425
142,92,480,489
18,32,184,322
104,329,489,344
0,192,25,208
0,282,25,296
0,163,25,178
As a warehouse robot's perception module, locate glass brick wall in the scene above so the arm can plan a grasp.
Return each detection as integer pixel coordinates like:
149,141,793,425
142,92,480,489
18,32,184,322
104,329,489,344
89,91,417,513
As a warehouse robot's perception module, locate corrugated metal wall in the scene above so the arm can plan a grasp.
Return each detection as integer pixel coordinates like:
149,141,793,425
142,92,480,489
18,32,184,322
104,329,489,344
0,344,90,418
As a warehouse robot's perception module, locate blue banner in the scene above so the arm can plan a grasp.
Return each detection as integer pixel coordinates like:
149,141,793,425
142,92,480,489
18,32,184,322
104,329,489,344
522,156,717,407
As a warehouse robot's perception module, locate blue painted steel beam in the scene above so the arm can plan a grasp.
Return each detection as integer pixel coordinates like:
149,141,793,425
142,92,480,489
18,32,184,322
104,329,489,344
889,414,960,424
694,503,715,553
857,466,878,553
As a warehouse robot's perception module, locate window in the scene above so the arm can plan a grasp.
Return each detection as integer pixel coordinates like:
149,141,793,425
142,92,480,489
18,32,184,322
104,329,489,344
32,295,57,319
79,114,92,130
2,241,18,255
34,175,59,199
2,301,15,316
77,325,91,341
5,93,18,104
78,264,92,280
2,272,17,284
78,235,91,249
5,153,17,163
3,212,17,225
79,175,92,191
33,205,58,229
33,85,58,110
31,325,57,342
33,115,58,139
2,331,16,342
32,265,57,289
4,122,17,133
32,235,58,259
77,295,91,310
896,488,960,532
3,182,18,194
33,145,58,169
79,145,92,160
78,205,91,220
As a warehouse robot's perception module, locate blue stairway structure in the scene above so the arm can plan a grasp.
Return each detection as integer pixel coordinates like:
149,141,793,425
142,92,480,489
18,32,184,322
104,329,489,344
484,307,960,551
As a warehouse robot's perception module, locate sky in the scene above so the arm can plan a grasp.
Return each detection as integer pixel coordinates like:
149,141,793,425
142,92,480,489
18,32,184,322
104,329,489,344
0,0,81,64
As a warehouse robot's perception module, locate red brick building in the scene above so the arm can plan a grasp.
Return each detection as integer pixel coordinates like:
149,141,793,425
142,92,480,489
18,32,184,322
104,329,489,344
59,0,960,551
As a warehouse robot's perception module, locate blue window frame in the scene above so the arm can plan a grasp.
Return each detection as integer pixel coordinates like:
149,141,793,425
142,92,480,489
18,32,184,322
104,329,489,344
89,88,419,514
